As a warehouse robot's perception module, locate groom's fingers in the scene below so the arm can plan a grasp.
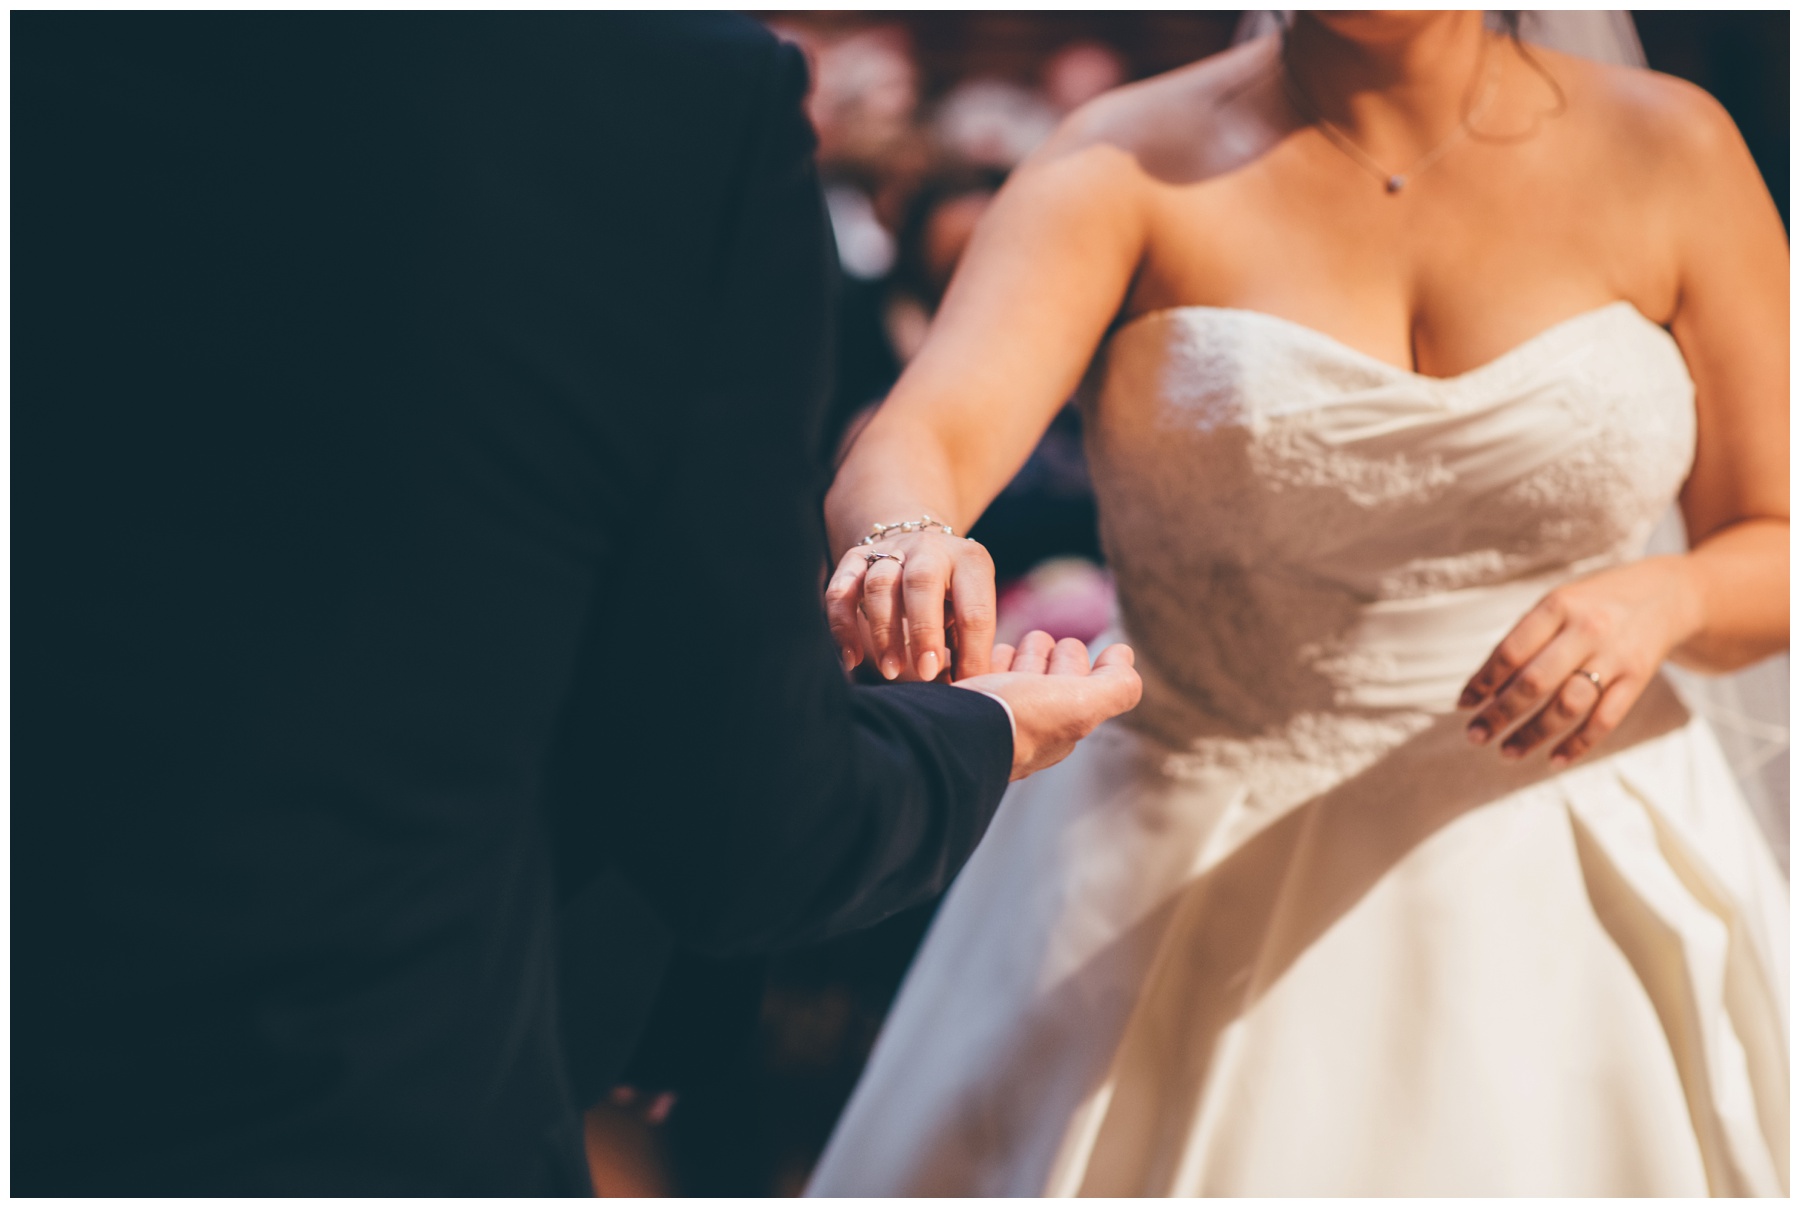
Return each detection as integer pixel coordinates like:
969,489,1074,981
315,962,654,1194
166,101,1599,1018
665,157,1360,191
1011,630,1056,675
989,643,1017,673
1092,643,1136,672
1086,645,1144,716
1046,637,1090,676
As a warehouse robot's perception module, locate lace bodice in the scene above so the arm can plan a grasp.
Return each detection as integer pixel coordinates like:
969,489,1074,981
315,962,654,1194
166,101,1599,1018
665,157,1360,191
1082,302,1696,753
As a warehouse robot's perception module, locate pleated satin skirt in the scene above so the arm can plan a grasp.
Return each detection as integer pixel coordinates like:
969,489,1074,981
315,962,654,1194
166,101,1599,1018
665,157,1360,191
808,675,1788,1196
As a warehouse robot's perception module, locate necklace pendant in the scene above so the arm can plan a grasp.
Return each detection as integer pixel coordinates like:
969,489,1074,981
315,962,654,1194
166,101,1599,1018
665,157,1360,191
1385,174,1406,194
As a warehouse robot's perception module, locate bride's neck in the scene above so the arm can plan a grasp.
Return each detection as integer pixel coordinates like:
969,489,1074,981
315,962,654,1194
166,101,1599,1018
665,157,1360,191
1283,12,1495,145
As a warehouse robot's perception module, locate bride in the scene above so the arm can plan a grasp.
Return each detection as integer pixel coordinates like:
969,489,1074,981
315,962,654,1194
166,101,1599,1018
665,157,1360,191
807,10,1787,1197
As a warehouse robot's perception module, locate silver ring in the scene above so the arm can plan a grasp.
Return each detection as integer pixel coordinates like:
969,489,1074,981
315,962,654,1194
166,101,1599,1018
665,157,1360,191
864,550,904,567
1573,668,1603,692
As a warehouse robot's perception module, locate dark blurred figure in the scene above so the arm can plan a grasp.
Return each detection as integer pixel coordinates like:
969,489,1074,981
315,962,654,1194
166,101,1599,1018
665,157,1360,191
12,12,1055,1194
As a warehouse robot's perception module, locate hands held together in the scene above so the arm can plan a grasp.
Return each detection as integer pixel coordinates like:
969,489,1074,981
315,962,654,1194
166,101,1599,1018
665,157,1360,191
957,634,1141,780
827,522,997,682
826,525,1141,780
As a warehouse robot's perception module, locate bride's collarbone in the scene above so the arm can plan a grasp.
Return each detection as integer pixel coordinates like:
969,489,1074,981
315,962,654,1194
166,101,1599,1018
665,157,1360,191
1114,137,1679,372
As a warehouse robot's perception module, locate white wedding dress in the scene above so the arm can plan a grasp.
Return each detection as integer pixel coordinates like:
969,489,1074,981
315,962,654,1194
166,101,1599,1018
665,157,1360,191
809,302,1788,1196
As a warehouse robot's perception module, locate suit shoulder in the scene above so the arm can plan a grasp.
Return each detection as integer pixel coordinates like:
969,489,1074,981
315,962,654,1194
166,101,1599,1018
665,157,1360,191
587,13,789,95
599,12,779,65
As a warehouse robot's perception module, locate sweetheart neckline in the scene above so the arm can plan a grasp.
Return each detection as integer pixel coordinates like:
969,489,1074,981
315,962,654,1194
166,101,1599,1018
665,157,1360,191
1111,300,1667,386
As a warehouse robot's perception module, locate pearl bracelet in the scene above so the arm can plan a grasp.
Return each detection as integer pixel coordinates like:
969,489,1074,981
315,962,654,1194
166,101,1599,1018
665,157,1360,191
856,513,957,546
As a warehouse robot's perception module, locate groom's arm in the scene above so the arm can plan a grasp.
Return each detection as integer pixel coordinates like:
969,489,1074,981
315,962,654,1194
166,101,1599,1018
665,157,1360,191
587,31,1016,955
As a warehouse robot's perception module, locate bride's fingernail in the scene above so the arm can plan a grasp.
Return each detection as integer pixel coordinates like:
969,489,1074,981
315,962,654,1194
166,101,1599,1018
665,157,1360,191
918,651,940,681
1466,722,1490,745
1550,752,1571,768
842,647,858,672
880,656,901,681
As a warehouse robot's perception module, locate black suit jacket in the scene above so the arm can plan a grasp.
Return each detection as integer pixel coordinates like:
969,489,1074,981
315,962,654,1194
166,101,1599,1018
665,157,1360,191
13,13,1011,1195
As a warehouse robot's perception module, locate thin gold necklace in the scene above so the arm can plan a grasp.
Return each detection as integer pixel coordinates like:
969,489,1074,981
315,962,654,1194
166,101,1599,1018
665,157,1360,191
1281,42,1500,194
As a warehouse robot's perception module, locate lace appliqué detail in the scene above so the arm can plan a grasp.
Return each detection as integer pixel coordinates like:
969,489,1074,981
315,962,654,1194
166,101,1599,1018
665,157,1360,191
1253,423,1458,510
1083,304,1697,743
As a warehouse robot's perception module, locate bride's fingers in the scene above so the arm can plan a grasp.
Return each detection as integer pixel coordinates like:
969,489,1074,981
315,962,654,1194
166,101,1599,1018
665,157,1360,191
1047,637,1090,676
1550,673,1642,766
1497,665,1606,759
948,542,998,678
824,552,870,670
1466,630,1590,746
901,549,953,682
1459,598,1565,708
860,556,908,680
1011,630,1056,676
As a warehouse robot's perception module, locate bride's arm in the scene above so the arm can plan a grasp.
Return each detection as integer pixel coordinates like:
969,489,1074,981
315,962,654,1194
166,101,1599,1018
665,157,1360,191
1663,88,1789,673
1460,81,1788,765
824,135,1148,681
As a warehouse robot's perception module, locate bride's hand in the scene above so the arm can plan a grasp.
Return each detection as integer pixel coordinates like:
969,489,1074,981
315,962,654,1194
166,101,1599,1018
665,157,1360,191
1457,557,1704,766
825,530,998,682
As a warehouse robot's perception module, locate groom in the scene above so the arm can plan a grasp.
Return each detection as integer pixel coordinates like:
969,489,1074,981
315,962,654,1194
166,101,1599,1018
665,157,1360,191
12,11,1138,1195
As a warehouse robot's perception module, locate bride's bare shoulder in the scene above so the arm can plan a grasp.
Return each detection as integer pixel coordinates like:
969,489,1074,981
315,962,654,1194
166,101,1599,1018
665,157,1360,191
1534,46,1760,185
1022,38,1278,187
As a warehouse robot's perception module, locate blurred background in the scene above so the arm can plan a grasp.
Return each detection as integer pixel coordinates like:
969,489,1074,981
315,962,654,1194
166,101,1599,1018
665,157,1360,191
591,11,1789,1195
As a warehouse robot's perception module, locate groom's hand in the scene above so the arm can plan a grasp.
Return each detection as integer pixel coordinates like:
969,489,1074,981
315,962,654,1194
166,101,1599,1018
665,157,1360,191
952,631,1141,780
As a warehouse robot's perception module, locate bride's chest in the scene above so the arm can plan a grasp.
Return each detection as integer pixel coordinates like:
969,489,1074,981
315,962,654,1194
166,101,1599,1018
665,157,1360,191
1080,306,1696,586
1125,156,1679,381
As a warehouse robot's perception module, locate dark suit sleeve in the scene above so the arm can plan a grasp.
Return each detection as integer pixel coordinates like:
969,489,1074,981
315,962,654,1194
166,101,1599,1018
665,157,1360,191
586,35,1013,956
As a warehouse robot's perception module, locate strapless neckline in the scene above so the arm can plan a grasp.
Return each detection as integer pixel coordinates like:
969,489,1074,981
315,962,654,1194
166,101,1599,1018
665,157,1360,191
1112,299,1660,387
